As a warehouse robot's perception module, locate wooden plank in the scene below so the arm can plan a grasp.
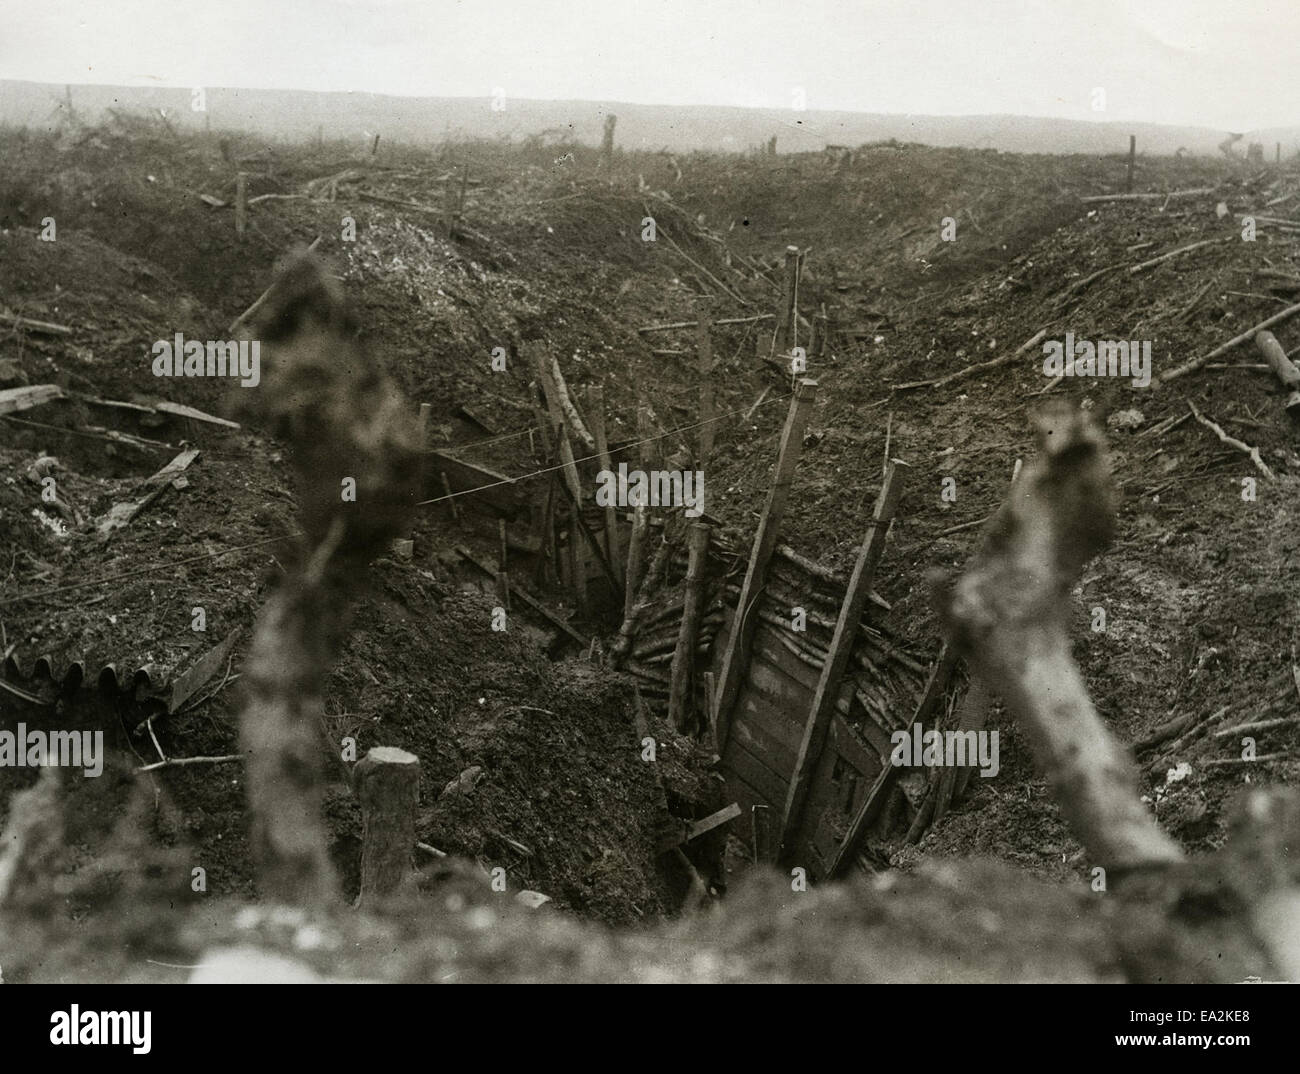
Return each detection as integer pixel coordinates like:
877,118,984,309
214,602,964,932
97,447,200,538
730,704,799,776
657,802,742,852
429,450,526,510
831,711,883,780
824,643,958,879
721,736,788,809
778,459,908,862
154,401,241,429
168,626,241,713
713,380,817,751
0,384,64,415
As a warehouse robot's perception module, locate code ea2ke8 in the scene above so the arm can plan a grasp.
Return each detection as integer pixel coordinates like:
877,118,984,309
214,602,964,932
1199,1011,1249,1022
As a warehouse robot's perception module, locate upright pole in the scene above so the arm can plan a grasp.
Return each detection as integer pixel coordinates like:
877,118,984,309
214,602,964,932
235,172,248,235
696,296,715,465
713,380,818,750
668,524,711,731
778,459,909,865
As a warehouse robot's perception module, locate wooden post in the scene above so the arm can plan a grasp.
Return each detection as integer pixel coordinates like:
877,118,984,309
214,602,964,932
624,504,647,617
668,524,711,731
418,402,431,444
458,163,470,218
530,381,553,463
539,470,558,587
440,471,459,522
1125,135,1136,193
1277,142,1282,164
235,172,248,235
585,385,622,588
824,644,957,879
601,114,617,168
529,346,583,500
623,404,653,615
499,518,509,572
702,670,719,742
773,245,800,356
713,380,818,750
565,450,588,614
371,133,381,156
777,459,909,864
356,746,420,902
443,172,457,236
696,297,715,465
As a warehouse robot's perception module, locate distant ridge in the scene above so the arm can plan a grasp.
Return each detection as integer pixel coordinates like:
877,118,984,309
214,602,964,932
4,79,1298,158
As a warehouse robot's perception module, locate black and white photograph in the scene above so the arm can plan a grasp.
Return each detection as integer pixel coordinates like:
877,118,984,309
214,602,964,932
0,0,1296,1036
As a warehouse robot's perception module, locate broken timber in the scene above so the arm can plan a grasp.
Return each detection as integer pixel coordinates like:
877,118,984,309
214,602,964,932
97,447,200,538
778,458,908,864
713,379,818,751
1255,330,1300,416
0,311,73,336
637,314,774,334
0,384,65,415
656,802,743,853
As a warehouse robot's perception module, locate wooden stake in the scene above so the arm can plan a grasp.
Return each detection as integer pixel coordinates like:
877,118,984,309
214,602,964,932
584,385,622,588
499,518,509,571
1125,134,1136,193
713,380,818,750
356,746,420,903
235,172,248,235
568,501,588,614
601,114,617,168
778,458,908,864
773,245,800,356
703,670,719,741
668,524,711,731
529,346,583,499
696,297,715,464
440,471,459,521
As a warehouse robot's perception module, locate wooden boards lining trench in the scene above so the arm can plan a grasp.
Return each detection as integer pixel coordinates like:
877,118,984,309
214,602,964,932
707,604,920,873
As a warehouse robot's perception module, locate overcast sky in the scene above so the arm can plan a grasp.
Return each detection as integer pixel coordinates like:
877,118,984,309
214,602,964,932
0,0,1294,131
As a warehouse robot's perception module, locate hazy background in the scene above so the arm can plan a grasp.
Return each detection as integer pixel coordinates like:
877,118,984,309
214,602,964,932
1,0,1296,154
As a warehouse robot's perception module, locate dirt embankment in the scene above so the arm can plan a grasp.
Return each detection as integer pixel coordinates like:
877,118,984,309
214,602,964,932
2,121,1298,980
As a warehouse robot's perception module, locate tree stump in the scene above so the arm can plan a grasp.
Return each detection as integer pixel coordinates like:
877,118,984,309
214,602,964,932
355,746,421,902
